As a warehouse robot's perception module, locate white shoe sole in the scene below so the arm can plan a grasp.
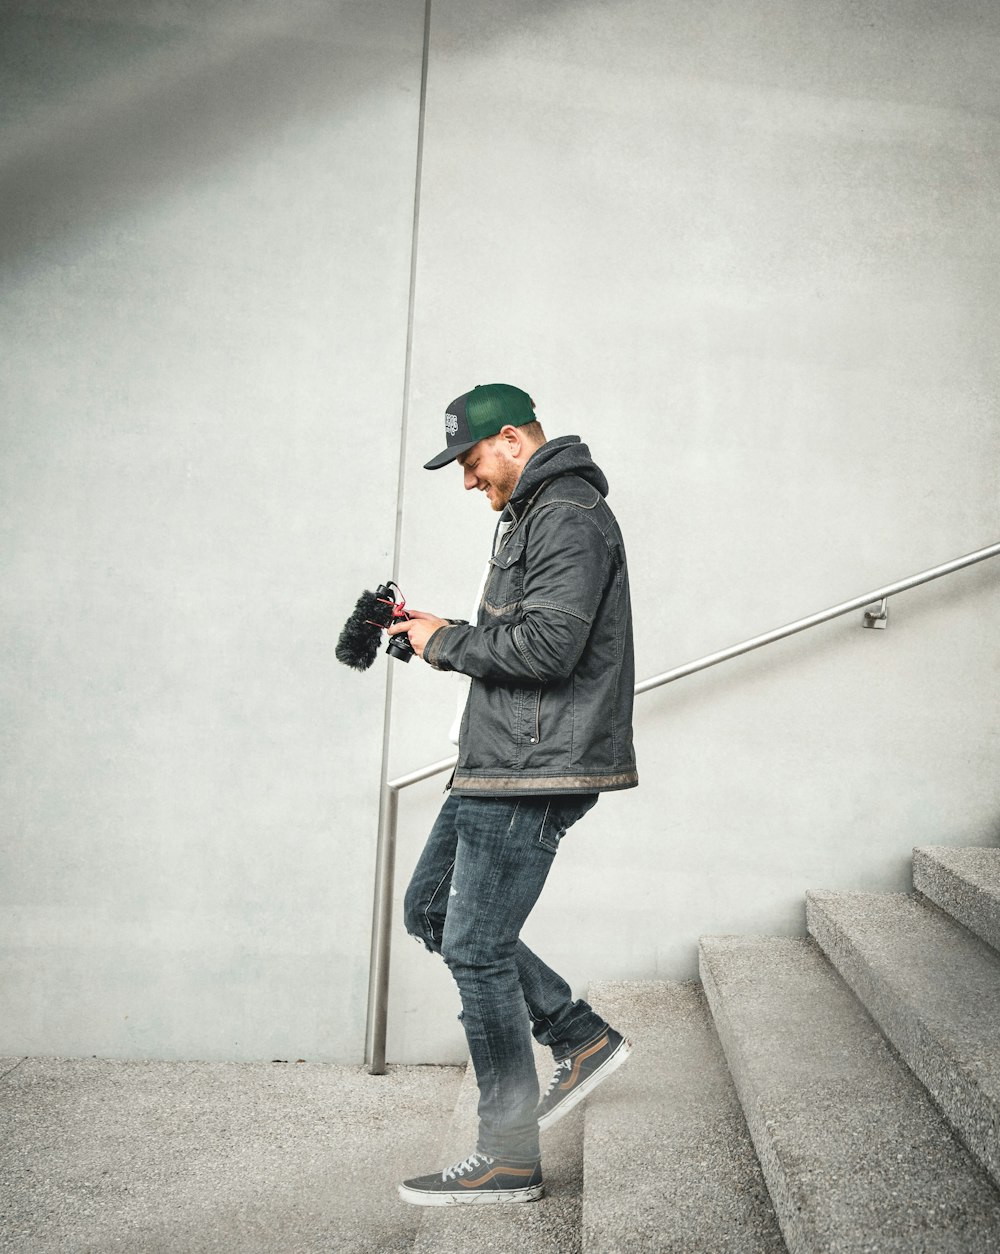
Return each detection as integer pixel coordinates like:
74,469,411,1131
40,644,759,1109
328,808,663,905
397,1182,544,1206
537,1035,633,1131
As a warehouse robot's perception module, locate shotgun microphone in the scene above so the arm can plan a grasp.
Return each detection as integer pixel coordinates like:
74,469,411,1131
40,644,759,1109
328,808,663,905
336,581,415,671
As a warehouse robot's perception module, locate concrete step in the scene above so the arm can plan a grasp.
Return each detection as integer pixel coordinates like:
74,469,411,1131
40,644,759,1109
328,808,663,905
584,980,786,1254
411,1042,584,1252
913,845,1000,954
700,934,1000,1254
807,889,1000,1192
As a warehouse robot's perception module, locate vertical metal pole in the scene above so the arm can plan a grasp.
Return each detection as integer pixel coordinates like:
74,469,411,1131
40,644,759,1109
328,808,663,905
365,783,399,1074
363,0,433,1078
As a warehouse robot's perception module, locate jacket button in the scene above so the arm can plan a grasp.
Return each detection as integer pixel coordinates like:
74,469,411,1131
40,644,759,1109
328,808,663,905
529,737,537,744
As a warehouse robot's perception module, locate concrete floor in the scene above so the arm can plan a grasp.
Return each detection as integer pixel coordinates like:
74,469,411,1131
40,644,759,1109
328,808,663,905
0,1055,463,1253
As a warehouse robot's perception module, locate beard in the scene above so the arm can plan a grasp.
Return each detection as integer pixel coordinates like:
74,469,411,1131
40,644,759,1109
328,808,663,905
485,456,519,512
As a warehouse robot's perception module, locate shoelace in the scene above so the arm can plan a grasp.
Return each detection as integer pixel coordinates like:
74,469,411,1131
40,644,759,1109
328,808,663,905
543,1056,574,1098
441,1152,494,1181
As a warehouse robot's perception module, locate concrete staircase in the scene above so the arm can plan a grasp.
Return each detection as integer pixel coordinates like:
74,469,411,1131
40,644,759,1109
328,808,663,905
410,845,1000,1253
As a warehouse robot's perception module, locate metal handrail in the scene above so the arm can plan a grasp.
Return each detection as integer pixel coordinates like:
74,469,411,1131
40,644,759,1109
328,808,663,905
364,540,1000,1071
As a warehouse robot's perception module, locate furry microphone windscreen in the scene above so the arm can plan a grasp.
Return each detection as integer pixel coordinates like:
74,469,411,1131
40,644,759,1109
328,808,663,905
335,589,390,671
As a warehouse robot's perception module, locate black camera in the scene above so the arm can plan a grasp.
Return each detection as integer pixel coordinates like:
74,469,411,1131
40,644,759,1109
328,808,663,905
380,583,417,663
336,580,415,671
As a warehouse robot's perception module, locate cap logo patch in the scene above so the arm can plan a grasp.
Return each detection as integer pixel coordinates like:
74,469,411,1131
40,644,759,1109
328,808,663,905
445,412,459,436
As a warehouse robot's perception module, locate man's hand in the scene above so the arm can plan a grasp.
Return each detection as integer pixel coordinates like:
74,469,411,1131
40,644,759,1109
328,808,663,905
387,609,450,660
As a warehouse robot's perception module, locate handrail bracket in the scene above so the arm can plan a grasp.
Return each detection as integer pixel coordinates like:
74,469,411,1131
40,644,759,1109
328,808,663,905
862,598,889,630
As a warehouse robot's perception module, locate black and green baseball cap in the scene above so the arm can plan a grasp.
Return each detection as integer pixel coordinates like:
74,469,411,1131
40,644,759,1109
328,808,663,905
424,383,536,470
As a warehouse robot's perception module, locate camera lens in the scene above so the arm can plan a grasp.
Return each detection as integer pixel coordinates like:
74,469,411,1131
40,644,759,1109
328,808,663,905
386,635,414,663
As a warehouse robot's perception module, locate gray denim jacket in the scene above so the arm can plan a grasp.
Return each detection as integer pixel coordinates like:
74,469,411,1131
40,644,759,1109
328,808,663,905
424,436,638,795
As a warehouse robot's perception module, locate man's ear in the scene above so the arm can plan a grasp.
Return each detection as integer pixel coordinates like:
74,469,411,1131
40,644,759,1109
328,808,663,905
499,425,525,460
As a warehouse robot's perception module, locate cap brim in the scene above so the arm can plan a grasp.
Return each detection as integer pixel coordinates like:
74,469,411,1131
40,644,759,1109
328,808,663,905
423,439,477,470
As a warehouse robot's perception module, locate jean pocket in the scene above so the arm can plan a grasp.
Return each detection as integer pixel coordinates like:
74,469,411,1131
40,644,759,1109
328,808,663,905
537,793,599,854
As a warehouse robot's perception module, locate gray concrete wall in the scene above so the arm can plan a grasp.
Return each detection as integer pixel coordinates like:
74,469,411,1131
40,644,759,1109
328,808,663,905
2,0,998,1064
0,0,426,1061
385,0,1000,1062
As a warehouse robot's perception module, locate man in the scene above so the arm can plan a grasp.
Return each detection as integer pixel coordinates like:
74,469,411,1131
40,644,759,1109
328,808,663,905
388,382,637,1206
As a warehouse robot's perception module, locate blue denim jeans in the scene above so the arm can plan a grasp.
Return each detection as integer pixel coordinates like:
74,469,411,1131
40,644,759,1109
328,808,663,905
403,791,608,1163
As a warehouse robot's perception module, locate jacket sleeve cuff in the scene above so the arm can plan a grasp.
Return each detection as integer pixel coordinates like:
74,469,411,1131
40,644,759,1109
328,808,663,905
423,624,459,670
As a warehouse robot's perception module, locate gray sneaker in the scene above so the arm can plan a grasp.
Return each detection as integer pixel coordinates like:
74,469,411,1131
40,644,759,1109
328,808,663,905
536,1027,633,1131
398,1151,544,1206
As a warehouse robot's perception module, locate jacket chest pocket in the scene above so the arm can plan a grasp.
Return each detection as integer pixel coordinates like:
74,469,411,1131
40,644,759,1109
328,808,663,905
484,540,526,618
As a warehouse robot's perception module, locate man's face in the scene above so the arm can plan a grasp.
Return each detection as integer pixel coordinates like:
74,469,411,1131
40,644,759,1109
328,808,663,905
458,436,520,512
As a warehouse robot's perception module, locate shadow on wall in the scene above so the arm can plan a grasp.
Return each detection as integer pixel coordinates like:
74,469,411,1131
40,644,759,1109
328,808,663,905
0,0,627,280
0,1,411,278
9,0,999,282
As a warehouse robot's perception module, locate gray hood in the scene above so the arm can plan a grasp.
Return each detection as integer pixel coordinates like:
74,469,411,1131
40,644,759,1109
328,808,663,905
506,436,610,519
